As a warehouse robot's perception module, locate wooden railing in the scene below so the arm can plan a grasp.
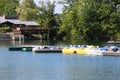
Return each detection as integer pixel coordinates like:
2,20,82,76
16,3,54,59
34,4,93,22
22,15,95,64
12,28,49,34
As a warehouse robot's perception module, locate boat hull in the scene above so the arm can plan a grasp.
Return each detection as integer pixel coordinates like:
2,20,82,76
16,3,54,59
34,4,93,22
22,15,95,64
102,51,120,56
33,49,62,53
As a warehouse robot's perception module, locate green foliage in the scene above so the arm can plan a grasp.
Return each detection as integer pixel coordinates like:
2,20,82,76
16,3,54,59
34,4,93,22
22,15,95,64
16,0,37,21
37,1,55,29
59,0,81,40
0,0,19,16
37,1,60,39
97,2,120,40
59,0,120,41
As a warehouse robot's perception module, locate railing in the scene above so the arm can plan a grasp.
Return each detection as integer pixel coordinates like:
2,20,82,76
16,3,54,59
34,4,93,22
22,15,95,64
12,28,49,34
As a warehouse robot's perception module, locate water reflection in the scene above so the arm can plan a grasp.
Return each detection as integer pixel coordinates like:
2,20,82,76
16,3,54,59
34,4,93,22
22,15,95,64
0,40,12,46
0,39,107,46
8,40,50,46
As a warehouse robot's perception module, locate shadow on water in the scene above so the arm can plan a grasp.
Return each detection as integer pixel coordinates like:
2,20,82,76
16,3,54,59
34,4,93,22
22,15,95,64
50,39,107,47
0,40,12,47
0,39,107,47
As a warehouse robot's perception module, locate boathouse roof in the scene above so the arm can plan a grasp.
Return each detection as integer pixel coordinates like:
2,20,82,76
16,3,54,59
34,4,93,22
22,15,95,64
22,21,39,26
0,16,39,26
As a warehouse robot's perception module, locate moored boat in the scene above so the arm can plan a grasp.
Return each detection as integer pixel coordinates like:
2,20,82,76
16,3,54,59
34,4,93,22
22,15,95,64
101,46,120,56
62,45,97,55
62,45,115,56
107,41,120,44
32,46,62,53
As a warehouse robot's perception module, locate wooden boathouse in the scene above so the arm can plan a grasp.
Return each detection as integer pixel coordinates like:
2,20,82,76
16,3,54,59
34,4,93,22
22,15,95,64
0,15,49,40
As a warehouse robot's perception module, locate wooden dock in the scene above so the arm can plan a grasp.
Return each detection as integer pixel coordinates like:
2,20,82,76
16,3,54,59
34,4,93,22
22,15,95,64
8,45,62,53
9,45,120,55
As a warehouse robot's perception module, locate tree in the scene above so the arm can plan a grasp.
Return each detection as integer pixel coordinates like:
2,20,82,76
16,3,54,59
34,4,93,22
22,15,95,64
58,0,82,40
59,0,120,41
37,0,59,39
79,0,103,40
37,1,55,29
0,0,19,16
78,0,120,40
16,0,37,21
97,0,120,40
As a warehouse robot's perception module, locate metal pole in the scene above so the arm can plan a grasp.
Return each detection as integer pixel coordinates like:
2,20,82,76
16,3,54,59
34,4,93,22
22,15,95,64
47,30,49,40
19,34,21,45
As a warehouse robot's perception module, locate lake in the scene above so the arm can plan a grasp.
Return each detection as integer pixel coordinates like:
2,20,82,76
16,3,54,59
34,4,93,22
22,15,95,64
0,40,120,80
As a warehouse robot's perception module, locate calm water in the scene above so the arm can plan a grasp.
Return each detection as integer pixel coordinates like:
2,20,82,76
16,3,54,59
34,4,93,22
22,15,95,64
0,40,120,80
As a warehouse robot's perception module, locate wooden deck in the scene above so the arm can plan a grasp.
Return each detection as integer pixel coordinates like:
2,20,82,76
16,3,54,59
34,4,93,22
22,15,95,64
12,28,49,40
13,28,49,34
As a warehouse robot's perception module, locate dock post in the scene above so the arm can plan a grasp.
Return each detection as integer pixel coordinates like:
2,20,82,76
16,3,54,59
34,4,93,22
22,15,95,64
41,34,43,41
19,34,21,41
12,33,15,45
12,33,15,40
47,30,49,40
22,35,24,44
21,35,24,40
40,35,42,40
19,34,21,45
47,32,49,40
